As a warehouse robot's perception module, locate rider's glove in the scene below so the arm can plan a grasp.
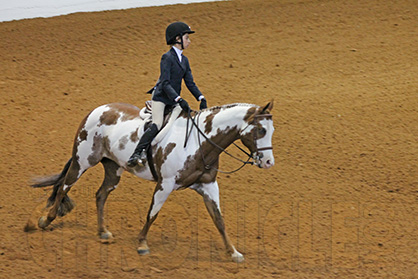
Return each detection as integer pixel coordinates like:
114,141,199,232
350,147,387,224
199,98,207,110
178,98,190,113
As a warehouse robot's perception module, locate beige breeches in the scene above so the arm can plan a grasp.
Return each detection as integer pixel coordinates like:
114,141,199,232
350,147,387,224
151,100,166,130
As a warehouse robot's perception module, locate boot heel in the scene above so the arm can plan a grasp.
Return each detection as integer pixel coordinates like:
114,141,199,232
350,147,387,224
127,157,139,167
138,150,147,166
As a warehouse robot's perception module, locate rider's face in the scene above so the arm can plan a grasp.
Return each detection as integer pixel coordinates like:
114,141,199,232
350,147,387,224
182,34,191,49
175,34,191,49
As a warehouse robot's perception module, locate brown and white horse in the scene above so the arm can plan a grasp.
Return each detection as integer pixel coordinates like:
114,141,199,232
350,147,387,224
31,101,275,263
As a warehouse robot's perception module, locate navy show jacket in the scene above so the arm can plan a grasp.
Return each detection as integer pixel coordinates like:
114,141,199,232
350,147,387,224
150,47,203,106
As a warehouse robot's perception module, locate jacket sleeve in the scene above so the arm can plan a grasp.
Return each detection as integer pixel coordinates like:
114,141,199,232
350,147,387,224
183,58,203,101
160,54,180,101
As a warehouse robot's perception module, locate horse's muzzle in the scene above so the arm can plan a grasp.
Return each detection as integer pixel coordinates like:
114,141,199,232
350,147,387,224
253,151,274,169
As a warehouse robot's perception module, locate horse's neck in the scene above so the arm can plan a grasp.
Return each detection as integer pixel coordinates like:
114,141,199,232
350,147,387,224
197,105,253,149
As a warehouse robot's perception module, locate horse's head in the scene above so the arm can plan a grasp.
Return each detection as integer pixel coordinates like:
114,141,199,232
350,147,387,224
239,101,275,169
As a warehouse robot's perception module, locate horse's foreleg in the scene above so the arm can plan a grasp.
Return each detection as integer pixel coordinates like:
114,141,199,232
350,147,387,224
96,158,122,241
137,181,172,255
38,160,83,229
193,181,244,263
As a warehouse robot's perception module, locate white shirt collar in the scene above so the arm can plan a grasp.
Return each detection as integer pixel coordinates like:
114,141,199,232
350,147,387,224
172,46,183,62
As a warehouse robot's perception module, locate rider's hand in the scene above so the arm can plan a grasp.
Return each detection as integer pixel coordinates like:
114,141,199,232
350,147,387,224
178,98,190,113
199,98,207,110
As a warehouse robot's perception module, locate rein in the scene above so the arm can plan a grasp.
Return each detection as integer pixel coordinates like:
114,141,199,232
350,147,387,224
185,110,269,174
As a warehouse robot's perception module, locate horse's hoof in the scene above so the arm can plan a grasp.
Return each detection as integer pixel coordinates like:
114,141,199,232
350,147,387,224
137,241,150,255
231,251,244,263
100,231,114,243
137,248,150,255
38,216,50,229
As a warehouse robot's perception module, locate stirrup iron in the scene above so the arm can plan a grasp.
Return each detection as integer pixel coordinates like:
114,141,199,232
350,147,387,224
127,150,147,167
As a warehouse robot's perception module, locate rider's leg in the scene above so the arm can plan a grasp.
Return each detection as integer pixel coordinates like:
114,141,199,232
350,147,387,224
127,101,164,167
150,100,165,131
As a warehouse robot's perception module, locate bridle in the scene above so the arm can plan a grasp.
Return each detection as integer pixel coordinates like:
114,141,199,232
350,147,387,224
185,110,273,174
240,114,274,166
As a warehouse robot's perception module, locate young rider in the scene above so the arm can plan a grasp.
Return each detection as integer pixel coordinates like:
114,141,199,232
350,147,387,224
127,21,207,167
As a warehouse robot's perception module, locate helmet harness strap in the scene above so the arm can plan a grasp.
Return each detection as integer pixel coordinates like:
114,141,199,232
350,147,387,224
174,33,184,50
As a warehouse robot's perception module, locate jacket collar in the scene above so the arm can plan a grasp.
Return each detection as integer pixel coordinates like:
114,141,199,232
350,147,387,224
170,47,186,71
172,46,183,61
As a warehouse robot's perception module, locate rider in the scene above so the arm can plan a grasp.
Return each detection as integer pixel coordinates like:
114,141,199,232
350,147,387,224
127,21,208,167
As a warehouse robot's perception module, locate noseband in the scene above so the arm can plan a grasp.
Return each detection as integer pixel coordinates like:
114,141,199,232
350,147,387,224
186,111,273,174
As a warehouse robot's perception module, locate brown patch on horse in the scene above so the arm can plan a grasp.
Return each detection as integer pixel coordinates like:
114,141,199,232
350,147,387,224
73,114,89,149
118,135,129,150
239,126,257,152
153,142,177,183
204,107,221,134
130,128,139,143
110,103,140,121
103,136,111,151
79,129,88,141
243,106,258,123
87,133,104,166
162,143,176,163
175,127,239,187
99,110,120,126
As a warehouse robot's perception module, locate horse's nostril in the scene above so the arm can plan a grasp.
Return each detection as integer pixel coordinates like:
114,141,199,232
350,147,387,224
266,160,271,166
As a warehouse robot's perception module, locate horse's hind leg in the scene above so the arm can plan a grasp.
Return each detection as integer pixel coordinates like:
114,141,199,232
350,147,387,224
96,158,123,241
192,181,244,263
38,159,86,229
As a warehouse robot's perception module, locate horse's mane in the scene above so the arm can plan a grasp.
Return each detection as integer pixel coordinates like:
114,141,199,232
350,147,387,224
205,103,259,112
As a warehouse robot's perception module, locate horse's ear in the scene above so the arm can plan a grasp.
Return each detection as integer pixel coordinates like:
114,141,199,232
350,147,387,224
261,100,274,113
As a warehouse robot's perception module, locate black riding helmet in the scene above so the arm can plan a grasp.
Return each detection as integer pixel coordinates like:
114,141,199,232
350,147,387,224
165,22,195,49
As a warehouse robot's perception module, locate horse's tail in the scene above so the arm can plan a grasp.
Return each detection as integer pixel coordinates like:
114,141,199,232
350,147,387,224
31,158,75,217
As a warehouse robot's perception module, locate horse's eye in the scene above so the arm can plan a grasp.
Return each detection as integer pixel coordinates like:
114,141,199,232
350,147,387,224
258,127,266,136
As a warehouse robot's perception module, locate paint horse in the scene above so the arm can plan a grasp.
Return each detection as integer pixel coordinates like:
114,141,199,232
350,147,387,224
31,101,275,263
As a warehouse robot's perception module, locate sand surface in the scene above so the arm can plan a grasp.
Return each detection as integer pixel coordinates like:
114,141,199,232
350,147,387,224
0,0,417,278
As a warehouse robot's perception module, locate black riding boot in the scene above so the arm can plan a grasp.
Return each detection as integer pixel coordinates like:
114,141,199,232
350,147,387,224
127,124,159,167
